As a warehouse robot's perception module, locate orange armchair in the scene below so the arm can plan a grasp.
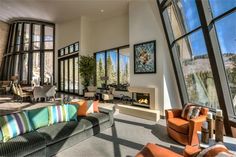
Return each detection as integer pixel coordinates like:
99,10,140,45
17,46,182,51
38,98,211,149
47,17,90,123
165,107,208,146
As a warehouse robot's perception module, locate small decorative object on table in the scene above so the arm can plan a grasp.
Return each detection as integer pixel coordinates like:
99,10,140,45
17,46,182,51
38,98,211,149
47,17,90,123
201,121,209,144
207,112,213,139
215,109,224,142
63,96,72,104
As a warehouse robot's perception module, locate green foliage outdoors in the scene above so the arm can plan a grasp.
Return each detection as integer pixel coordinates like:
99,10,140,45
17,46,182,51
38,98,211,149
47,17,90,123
78,55,96,88
96,54,130,87
96,57,105,87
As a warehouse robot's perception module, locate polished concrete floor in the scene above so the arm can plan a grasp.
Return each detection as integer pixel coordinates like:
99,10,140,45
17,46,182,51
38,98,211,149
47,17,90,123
55,112,184,157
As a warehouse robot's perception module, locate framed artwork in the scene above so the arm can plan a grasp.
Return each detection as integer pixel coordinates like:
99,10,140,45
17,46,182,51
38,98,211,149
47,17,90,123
134,40,156,74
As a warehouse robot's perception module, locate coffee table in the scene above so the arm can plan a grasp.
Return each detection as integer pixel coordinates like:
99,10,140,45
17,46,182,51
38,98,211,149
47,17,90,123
197,131,236,153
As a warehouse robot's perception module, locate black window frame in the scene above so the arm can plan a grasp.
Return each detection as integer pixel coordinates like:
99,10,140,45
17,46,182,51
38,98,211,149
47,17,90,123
157,0,236,136
0,20,55,85
94,45,130,90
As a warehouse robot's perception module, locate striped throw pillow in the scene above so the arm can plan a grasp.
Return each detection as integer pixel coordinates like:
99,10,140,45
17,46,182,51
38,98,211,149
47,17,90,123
181,103,201,120
48,104,77,125
48,105,69,125
197,143,234,157
0,111,33,142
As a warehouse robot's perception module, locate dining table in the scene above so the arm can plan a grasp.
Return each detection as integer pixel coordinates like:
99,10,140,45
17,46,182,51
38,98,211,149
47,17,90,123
21,86,34,93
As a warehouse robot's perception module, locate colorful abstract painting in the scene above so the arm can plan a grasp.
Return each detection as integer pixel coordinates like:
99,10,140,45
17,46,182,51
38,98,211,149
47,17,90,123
134,40,156,74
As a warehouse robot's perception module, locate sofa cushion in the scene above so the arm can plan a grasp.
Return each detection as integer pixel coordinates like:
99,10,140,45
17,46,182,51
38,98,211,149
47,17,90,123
168,118,189,134
0,111,33,142
28,107,49,130
37,121,85,145
80,112,110,127
0,131,46,157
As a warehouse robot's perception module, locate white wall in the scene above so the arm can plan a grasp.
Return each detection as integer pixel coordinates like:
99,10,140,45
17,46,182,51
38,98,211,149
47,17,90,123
129,0,181,115
55,14,129,93
55,18,81,84
89,13,129,53
55,1,181,115
80,16,93,56
0,21,9,69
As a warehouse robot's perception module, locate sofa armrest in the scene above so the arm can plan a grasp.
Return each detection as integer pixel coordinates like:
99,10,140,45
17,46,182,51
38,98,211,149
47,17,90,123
99,106,115,126
189,115,207,145
165,109,182,119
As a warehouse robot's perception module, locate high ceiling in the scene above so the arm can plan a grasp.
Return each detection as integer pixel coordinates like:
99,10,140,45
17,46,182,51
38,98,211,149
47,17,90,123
0,0,129,23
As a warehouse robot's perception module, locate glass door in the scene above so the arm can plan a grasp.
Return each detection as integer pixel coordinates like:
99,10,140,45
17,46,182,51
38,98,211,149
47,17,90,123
59,55,79,94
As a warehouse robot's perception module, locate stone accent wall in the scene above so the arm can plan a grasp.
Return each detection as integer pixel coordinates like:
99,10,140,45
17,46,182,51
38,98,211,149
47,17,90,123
0,21,9,68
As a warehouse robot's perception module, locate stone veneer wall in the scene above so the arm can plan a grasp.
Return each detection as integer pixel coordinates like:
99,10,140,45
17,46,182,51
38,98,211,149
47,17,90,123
0,21,9,68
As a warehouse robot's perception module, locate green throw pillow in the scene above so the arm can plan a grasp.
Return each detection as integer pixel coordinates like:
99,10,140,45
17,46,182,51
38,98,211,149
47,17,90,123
28,107,49,130
66,104,78,121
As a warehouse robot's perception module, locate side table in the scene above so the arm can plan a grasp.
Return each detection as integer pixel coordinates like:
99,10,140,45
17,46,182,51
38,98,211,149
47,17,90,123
183,145,201,157
197,131,236,153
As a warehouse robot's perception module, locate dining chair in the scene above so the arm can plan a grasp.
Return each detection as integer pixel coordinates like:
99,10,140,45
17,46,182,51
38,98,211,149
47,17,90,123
17,84,33,102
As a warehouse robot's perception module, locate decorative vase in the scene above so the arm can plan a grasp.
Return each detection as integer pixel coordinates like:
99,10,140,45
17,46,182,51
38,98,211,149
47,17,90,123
201,126,209,144
207,112,213,139
215,115,224,142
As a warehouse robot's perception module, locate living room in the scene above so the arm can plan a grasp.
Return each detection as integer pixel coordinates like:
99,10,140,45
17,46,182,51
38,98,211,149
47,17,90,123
0,0,236,157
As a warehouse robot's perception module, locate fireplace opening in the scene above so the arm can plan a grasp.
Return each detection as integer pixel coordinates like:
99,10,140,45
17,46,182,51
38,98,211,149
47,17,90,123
132,92,150,108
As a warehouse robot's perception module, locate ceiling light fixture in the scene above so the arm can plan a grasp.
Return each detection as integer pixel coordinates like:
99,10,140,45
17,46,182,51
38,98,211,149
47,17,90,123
100,9,104,13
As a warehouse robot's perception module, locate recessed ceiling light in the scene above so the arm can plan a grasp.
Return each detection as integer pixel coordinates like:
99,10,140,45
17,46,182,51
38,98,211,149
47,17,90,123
100,9,104,13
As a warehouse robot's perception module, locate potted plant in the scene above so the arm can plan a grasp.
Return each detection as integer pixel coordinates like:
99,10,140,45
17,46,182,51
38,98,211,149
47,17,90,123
78,55,96,90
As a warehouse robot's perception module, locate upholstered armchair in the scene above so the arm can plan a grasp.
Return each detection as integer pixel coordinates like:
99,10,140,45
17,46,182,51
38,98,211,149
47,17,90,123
165,107,208,146
102,87,115,102
84,86,97,98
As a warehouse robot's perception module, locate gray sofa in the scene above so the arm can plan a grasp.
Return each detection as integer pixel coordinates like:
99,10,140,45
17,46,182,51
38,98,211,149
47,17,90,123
0,106,114,157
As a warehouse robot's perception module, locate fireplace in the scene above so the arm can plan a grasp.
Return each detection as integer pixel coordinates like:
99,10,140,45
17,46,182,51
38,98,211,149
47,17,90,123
132,92,150,108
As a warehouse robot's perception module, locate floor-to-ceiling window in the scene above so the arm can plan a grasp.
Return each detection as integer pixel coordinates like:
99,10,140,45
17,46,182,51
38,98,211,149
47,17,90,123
207,0,236,116
107,49,118,85
0,20,55,84
119,47,130,85
160,0,219,108
59,56,79,94
95,45,130,89
58,42,79,94
96,52,106,88
157,0,236,134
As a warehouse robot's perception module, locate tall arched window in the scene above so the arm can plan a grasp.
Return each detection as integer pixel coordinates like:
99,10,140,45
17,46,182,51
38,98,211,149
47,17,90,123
1,20,55,84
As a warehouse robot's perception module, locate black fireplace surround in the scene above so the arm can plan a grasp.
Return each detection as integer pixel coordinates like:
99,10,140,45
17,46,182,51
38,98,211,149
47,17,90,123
132,92,150,108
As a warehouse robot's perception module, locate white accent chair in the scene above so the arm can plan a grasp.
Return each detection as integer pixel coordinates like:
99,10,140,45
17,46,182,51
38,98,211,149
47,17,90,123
84,86,97,98
33,85,56,102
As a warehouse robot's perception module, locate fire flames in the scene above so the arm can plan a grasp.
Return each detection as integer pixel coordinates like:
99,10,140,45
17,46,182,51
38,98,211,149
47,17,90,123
138,98,148,104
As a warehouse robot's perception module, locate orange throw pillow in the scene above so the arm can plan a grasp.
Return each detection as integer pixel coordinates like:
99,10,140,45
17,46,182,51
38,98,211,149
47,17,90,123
70,100,99,116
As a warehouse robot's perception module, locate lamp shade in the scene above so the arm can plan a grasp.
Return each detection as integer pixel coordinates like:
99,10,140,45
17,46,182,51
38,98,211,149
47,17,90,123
100,76,109,81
